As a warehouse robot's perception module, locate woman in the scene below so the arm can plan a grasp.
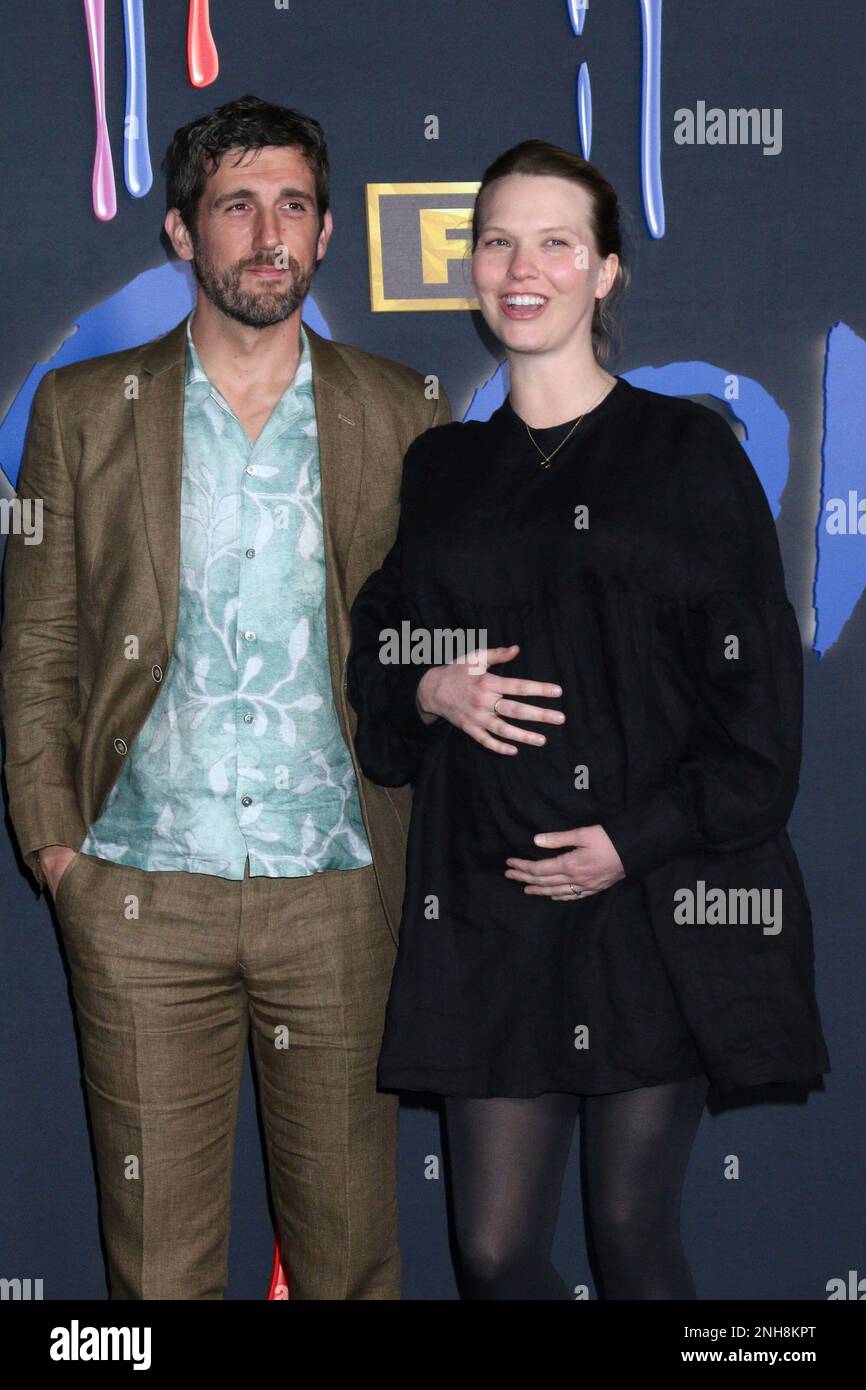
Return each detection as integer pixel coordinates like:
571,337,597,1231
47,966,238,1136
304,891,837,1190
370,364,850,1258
347,140,830,1300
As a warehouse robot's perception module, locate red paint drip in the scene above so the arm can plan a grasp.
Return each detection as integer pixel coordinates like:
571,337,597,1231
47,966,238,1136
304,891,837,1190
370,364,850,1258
187,0,219,87
267,1235,291,1300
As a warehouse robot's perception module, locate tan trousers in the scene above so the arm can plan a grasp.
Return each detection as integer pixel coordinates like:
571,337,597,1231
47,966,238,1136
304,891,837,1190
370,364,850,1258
52,851,400,1300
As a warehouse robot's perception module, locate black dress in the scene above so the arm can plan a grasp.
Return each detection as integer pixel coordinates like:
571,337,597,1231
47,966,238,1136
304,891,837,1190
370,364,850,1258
347,378,831,1097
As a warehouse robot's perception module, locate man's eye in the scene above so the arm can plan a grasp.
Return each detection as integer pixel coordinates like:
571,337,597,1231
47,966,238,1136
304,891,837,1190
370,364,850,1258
225,202,305,213
547,239,567,246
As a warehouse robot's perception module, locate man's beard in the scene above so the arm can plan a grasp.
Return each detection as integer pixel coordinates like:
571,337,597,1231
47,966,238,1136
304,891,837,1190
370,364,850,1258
190,236,315,328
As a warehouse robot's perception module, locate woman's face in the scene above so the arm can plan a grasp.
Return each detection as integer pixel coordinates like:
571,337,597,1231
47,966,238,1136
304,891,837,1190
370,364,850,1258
471,173,618,359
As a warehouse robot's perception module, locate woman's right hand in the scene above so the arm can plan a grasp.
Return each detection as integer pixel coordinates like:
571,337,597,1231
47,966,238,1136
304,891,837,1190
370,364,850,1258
415,644,565,754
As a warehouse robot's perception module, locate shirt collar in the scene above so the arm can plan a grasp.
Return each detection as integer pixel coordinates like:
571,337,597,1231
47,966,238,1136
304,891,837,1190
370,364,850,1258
184,309,314,409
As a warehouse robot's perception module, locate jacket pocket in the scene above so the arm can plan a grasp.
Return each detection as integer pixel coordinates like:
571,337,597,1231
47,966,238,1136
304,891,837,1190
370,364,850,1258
53,850,86,911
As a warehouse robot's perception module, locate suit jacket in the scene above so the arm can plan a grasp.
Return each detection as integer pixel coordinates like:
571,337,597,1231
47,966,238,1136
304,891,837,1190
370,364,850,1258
0,315,450,945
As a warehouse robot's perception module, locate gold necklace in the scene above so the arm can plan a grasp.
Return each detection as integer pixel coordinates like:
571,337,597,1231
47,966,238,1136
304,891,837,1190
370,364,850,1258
523,378,616,469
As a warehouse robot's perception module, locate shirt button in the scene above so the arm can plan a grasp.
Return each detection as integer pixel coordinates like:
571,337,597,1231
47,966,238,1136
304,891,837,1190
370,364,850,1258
151,664,163,682
113,737,128,755
245,548,256,559
243,631,256,642
243,713,254,724
246,464,256,475
241,796,253,807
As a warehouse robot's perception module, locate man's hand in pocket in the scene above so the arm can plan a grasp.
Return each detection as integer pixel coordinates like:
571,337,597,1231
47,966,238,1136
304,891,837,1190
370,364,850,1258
38,845,77,898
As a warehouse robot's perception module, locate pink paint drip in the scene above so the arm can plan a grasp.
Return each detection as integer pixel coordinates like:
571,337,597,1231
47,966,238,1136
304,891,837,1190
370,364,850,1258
83,0,117,221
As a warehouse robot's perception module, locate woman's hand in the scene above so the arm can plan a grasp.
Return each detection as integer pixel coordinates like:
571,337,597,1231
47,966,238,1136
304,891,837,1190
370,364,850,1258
505,825,626,900
416,644,565,753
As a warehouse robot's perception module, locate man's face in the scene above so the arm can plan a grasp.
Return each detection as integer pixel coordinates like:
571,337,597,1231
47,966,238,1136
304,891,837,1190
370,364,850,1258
168,144,332,328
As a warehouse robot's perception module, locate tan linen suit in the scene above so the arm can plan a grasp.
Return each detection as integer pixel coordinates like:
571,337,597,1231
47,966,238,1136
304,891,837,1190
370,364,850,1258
0,315,450,1298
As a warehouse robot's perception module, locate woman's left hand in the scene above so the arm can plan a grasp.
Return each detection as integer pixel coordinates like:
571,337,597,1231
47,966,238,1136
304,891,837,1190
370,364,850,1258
505,825,626,901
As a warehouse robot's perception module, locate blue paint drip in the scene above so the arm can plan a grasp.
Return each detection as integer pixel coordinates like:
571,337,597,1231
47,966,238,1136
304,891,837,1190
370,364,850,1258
813,322,866,658
577,63,593,158
566,0,588,38
640,0,665,238
122,0,153,198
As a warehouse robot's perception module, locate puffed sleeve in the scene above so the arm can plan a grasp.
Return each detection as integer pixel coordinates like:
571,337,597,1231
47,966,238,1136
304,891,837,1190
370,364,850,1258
346,439,445,787
599,408,804,880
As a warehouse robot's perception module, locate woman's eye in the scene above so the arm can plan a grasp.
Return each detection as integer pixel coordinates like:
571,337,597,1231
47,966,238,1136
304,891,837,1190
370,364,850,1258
480,237,568,248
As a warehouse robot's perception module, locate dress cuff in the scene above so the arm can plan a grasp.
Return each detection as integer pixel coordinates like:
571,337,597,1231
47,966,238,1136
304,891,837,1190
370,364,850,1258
600,783,700,880
389,662,442,737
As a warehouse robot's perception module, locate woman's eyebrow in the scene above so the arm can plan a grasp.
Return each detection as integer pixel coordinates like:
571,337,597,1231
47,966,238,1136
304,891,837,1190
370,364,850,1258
480,223,581,235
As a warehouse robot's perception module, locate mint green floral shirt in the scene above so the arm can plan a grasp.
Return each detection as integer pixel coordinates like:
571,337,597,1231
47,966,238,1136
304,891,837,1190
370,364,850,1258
79,312,372,877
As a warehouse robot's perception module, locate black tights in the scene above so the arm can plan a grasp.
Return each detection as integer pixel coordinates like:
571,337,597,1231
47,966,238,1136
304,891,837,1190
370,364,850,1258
442,1075,709,1300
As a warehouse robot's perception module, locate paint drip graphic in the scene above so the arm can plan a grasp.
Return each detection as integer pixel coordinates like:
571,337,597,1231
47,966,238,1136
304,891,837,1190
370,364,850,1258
567,0,665,237
82,0,218,221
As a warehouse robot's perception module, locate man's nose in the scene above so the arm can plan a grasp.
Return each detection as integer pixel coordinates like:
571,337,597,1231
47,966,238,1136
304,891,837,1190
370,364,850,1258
252,209,283,253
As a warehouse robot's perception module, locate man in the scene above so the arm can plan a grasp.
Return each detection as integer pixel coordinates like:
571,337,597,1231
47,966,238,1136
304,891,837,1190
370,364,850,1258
0,93,450,1299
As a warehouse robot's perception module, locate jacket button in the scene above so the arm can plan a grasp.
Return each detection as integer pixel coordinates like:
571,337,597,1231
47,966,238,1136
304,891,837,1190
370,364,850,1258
241,796,252,807
152,664,163,682
114,738,128,755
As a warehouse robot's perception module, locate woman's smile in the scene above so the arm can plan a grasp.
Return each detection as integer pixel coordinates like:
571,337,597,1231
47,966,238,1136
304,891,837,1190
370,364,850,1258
499,293,550,320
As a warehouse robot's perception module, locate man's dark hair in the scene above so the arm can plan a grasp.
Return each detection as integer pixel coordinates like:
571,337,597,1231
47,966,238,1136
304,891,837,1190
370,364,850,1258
163,93,329,236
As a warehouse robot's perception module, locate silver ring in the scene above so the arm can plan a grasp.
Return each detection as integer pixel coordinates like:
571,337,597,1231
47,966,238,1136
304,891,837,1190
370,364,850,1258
569,883,583,897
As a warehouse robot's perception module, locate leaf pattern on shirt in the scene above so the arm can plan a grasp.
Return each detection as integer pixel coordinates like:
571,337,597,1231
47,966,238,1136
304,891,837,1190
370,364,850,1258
79,320,372,879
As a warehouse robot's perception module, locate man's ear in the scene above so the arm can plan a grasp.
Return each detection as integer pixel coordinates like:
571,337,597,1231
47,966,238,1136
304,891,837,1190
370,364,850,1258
316,208,334,263
165,208,195,264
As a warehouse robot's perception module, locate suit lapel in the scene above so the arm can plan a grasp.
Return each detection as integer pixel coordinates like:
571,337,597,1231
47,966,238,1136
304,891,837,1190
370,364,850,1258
131,314,367,694
133,318,187,655
304,324,368,709
305,323,366,567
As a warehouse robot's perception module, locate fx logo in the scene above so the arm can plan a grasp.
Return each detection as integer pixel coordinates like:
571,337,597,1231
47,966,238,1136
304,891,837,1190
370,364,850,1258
366,183,480,312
